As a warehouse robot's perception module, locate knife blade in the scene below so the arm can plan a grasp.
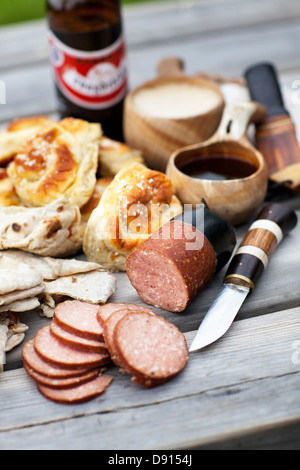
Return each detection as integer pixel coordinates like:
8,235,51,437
189,202,298,352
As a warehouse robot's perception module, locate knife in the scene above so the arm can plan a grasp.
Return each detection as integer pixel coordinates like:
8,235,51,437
189,202,298,352
245,62,300,193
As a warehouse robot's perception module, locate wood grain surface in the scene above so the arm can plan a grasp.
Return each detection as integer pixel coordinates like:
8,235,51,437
0,0,300,450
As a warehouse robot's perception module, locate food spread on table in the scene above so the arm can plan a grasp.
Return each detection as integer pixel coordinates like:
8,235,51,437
0,0,299,407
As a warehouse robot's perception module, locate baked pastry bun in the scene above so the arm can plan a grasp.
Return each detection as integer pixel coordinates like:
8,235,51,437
80,177,113,225
0,169,20,207
83,163,182,271
0,115,54,165
7,119,101,208
98,136,144,177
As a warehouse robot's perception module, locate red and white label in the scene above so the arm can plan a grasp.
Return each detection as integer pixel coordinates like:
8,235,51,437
48,31,127,109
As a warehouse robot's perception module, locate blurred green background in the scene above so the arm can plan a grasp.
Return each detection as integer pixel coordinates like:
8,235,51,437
0,0,157,26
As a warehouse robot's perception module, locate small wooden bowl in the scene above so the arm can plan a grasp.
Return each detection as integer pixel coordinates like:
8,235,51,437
123,75,225,172
166,101,269,225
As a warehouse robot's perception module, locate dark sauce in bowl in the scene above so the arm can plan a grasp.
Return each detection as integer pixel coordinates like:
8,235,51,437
178,154,257,181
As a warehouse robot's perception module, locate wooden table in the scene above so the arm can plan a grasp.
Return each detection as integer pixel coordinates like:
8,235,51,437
0,0,300,450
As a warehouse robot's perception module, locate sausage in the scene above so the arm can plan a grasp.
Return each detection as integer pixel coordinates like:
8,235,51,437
50,319,108,353
22,339,88,378
37,374,113,404
24,361,103,389
97,302,154,326
53,300,104,341
126,205,236,312
126,220,216,312
34,325,110,370
98,303,155,366
113,311,189,385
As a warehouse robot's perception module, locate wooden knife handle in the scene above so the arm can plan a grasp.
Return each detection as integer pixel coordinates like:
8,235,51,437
224,203,298,290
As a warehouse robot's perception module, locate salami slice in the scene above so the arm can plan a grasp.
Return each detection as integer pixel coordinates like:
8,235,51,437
102,309,132,365
34,325,110,370
114,312,189,385
54,300,104,341
37,374,113,404
97,302,153,326
24,361,103,389
22,339,88,378
50,319,108,353
100,304,155,366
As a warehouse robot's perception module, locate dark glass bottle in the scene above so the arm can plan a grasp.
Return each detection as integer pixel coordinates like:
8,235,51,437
46,0,127,141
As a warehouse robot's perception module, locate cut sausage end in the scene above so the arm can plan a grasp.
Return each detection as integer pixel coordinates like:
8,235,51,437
127,249,190,312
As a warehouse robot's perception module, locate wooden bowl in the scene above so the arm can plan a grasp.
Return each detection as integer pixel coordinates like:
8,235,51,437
166,101,269,225
123,75,225,172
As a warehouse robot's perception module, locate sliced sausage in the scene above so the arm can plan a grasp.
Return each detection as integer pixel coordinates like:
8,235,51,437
22,339,88,378
34,325,110,370
50,319,108,353
24,361,103,389
100,304,155,366
126,220,216,312
37,374,113,404
102,309,133,365
97,302,153,326
54,300,104,341
113,311,189,385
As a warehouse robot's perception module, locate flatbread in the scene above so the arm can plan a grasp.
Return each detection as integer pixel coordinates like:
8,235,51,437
2,249,101,281
0,284,45,307
0,297,40,313
0,254,43,295
41,270,116,315
0,198,82,257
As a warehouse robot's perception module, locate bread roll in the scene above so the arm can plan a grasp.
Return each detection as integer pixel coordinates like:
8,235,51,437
7,119,101,208
0,115,54,165
83,163,182,271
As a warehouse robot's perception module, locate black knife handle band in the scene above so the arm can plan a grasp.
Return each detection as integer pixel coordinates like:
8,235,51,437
244,62,288,117
224,203,298,290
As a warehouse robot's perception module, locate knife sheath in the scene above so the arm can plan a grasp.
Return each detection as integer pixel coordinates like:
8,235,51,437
245,63,300,192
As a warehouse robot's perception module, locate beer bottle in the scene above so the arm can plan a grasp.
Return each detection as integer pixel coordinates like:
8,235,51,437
46,0,127,141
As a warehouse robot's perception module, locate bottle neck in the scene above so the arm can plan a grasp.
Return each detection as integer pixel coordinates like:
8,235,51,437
47,0,122,51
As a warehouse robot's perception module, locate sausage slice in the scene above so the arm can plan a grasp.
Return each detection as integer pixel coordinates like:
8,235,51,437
22,339,88,378
54,300,104,341
24,362,103,389
113,311,189,385
34,325,110,370
50,319,108,353
37,374,113,404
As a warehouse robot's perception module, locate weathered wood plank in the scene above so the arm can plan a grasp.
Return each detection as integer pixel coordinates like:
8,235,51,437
0,307,299,449
1,18,300,124
5,207,300,373
0,0,300,72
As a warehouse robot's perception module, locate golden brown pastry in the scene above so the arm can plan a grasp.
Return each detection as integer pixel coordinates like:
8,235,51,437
83,163,182,271
7,119,101,208
80,177,113,225
0,169,20,207
0,115,54,166
98,136,144,177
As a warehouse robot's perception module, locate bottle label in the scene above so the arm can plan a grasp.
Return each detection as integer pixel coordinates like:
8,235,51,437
48,31,127,109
